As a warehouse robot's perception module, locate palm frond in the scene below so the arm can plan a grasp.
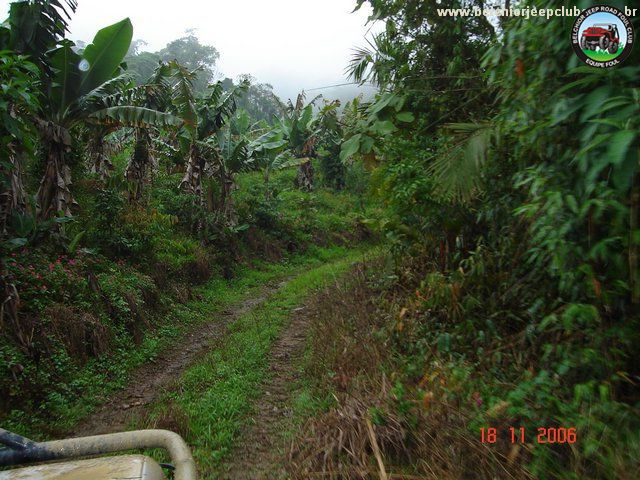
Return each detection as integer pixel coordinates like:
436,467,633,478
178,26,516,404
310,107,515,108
152,137,181,164
89,106,183,128
429,122,494,203
347,46,374,84
170,62,198,131
7,0,78,68
198,81,244,139
276,155,312,170
346,33,396,86
78,72,136,112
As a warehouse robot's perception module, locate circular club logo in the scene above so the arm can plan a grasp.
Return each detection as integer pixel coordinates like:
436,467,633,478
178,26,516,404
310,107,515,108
572,5,634,67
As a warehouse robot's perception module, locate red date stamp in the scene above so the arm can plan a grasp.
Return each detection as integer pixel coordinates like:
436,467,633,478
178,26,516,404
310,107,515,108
480,427,577,444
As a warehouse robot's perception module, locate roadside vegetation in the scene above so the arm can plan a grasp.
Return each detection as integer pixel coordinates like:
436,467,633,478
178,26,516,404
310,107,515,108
0,0,374,442
285,1,640,479
1,0,639,479
145,247,377,476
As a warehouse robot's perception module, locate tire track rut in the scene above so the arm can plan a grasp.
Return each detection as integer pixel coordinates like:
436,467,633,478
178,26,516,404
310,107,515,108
72,281,286,437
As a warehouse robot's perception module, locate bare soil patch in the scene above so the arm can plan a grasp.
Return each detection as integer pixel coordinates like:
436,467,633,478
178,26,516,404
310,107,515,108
220,306,311,479
71,283,282,437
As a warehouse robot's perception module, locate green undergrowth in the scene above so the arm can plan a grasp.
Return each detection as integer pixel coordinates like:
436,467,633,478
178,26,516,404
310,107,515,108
144,245,379,476
3,244,372,439
1,161,376,439
234,167,375,251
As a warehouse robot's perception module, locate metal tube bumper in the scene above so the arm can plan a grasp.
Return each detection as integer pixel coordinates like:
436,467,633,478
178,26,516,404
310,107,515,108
0,429,196,480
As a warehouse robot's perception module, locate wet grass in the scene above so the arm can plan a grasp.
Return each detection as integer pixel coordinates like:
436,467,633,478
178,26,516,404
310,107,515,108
4,244,372,439
145,245,379,477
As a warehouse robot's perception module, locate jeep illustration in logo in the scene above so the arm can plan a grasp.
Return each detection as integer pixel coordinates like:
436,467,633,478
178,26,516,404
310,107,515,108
572,5,634,67
580,23,621,55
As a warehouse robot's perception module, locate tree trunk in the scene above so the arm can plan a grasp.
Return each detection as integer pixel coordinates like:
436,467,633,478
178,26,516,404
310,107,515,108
36,124,74,219
88,135,113,180
264,169,271,200
0,151,27,235
206,166,237,227
0,264,20,332
220,177,237,226
180,144,205,200
181,145,209,233
295,160,314,191
125,129,152,202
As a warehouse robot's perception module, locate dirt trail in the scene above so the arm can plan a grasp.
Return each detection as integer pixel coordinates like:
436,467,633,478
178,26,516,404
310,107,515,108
72,282,284,437
221,306,311,479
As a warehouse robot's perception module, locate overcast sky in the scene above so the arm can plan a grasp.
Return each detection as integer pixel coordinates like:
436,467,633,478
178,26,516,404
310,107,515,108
0,0,379,102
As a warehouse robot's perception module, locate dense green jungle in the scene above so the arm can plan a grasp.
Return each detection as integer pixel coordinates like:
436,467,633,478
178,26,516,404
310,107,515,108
0,0,638,479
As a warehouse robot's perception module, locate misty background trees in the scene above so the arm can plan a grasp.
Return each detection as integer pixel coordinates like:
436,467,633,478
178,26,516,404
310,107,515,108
123,31,285,125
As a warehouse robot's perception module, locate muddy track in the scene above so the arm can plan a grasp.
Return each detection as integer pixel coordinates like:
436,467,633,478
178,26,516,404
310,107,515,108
72,281,286,437
221,305,311,479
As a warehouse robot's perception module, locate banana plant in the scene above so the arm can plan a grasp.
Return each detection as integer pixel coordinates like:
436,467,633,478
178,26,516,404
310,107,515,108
248,128,289,197
175,73,248,205
85,61,182,198
205,126,253,224
2,2,181,216
78,62,181,201
37,22,136,218
115,62,176,199
275,92,322,191
1,0,129,218
315,100,347,189
82,72,151,181
85,125,115,179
